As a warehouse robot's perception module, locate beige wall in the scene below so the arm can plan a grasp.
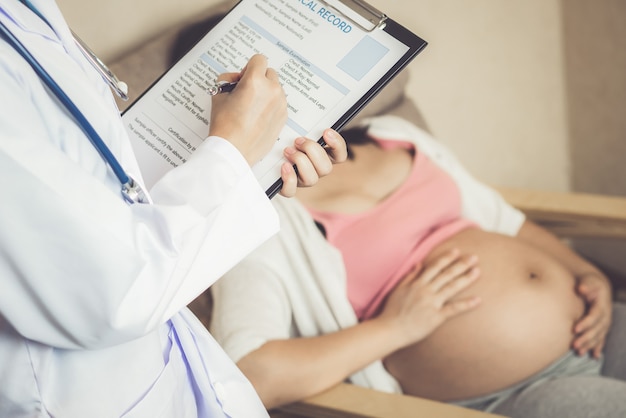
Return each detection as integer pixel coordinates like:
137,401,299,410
371,0,569,192
561,0,626,279
56,0,233,61
563,0,626,197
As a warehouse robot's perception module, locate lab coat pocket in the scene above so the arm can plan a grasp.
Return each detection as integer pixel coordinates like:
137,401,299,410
121,336,196,418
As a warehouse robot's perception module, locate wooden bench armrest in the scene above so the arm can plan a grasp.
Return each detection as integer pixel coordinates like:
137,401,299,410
272,383,503,418
495,187,626,238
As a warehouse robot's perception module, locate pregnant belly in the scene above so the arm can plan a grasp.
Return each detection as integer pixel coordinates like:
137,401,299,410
383,227,586,401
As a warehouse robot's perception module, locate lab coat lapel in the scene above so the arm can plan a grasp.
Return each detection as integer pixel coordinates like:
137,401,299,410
2,0,120,149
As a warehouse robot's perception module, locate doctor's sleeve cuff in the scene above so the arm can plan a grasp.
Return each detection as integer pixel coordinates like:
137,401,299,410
149,135,271,213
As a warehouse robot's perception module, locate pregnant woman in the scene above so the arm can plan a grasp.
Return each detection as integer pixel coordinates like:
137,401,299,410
210,115,626,417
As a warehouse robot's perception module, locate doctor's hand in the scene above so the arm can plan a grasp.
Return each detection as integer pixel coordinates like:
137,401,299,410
278,128,347,197
209,54,287,165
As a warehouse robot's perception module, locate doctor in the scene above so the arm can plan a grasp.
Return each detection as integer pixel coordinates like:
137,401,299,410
0,0,347,417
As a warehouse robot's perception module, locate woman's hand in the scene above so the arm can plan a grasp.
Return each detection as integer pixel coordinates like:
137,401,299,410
514,220,614,359
209,54,287,165
278,128,347,197
573,272,613,358
377,249,481,349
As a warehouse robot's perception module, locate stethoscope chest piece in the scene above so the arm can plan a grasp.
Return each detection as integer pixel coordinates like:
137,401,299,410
0,14,147,205
0,0,150,204
122,176,150,205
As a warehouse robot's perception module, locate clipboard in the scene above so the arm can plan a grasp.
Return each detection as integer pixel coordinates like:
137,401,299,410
121,0,427,198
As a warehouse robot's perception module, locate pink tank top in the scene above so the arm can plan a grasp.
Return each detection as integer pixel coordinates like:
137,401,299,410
307,140,475,320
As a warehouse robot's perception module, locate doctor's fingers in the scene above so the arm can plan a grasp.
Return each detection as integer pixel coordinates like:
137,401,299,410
210,67,286,163
209,95,286,164
238,54,279,85
321,129,348,164
288,130,347,178
283,137,334,186
279,132,344,197
278,162,298,197
216,72,241,84
223,55,284,112
215,54,272,84
214,57,278,98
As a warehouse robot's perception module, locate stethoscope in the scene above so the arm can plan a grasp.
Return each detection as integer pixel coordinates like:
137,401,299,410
0,0,149,204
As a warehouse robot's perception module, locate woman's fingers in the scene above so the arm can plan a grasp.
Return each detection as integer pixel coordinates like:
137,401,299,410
436,266,481,301
417,250,478,289
380,250,482,346
429,255,479,292
441,295,482,318
406,249,481,309
416,249,461,284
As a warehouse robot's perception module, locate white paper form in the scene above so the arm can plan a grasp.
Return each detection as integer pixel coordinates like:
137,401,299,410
122,0,412,194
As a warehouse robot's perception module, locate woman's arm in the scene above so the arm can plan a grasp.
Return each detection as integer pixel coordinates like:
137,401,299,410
515,220,613,357
237,317,404,410
237,249,481,409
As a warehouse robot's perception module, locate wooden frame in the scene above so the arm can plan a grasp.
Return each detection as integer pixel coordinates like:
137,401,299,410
270,188,626,418
496,187,626,239
272,383,506,417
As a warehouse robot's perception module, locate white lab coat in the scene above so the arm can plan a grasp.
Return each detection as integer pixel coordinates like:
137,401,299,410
0,0,277,416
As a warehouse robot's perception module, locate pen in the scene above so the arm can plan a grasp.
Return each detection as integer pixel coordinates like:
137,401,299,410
208,81,238,96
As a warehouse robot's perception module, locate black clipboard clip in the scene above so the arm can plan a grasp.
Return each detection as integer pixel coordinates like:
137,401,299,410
318,0,388,32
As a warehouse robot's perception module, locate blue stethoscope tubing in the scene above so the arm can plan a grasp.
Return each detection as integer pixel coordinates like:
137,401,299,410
0,2,147,204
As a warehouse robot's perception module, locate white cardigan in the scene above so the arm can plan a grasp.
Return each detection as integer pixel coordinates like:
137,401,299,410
210,115,526,393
